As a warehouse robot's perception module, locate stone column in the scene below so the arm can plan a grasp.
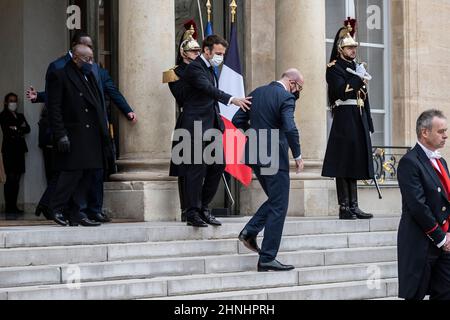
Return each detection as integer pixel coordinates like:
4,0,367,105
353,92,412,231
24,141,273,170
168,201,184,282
240,0,332,217
104,0,179,222
276,0,331,216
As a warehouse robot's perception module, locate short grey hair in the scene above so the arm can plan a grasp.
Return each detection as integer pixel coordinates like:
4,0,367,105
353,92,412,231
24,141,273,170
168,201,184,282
416,109,446,139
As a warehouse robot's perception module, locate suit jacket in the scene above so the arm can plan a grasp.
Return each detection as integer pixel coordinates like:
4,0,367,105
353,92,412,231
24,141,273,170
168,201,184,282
397,144,450,299
232,82,301,173
97,66,133,116
47,60,112,171
181,56,232,134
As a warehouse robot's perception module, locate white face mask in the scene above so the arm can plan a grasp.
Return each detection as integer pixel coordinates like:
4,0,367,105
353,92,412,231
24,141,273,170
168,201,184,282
8,103,18,112
210,54,224,67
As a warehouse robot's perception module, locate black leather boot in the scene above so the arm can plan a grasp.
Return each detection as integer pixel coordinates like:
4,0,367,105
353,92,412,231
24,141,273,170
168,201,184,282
349,179,373,219
336,178,356,220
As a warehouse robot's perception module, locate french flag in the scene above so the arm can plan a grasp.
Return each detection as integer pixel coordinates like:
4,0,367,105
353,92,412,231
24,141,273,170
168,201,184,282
219,22,253,187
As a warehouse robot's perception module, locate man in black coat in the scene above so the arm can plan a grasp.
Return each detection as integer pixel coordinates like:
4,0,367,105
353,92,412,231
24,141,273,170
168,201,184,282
164,22,201,221
174,35,251,228
397,109,450,300
322,20,375,220
27,31,137,224
233,69,304,272
46,44,112,227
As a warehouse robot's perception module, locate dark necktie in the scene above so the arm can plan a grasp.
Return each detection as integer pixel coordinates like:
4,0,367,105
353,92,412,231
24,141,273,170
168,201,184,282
209,66,217,87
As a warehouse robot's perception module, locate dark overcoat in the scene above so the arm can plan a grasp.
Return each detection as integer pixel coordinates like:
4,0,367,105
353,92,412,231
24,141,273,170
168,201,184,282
47,61,112,171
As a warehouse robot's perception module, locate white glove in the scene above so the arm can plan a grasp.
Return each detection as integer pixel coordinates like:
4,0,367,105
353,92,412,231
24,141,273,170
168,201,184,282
346,65,373,81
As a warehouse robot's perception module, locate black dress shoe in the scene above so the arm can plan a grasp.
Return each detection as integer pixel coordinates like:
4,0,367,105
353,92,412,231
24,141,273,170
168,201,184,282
70,218,101,227
199,208,222,226
257,260,295,272
53,212,68,227
186,213,208,228
35,204,53,220
350,206,374,219
239,229,260,253
89,213,112,223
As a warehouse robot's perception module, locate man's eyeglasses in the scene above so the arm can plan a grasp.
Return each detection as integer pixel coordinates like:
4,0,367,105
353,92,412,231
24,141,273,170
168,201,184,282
78,56,94,63
290,80,303,92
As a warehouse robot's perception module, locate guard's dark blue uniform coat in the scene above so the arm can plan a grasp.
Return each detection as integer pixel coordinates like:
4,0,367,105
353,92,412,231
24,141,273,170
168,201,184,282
322,57,375,180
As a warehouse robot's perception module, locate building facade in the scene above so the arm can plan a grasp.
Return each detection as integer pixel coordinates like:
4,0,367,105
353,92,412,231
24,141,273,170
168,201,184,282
1,0,449,221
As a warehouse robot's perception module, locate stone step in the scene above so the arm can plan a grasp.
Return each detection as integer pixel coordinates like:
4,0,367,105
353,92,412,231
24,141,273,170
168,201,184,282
109,231,397,261
0,264,398,300
149,279,398,301
165,262,397,297
0,246,397,288
0,228,397,269
0,217,400,249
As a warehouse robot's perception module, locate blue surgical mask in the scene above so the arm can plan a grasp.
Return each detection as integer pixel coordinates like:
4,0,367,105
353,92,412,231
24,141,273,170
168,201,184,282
80,62,93,76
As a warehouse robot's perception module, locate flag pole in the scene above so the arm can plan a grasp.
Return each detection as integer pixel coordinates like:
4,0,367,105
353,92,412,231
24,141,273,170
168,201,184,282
221,0,239,211
230,0,237,23
197,0,205,40
206,0,212,24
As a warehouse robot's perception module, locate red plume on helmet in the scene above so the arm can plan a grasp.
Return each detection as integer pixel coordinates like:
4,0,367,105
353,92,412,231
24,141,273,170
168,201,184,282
183,19,198,40
344,17,357,37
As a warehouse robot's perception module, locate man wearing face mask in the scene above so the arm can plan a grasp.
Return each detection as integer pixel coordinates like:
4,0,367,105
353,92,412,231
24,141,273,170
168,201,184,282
322,19,375,221
178,34,252,228
0,93,30,219
46,44,112,227
232,69,304,272
164,21,202,222
26,31,137,224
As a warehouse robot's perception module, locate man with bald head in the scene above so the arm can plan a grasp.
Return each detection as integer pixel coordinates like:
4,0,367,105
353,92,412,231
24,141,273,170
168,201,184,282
233,69,304,272
46,44,112,227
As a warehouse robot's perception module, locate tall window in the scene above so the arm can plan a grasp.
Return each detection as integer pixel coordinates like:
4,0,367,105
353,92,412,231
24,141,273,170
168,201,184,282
326,0,391,146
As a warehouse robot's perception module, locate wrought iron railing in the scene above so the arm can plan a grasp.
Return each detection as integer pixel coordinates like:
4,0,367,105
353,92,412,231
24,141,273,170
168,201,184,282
364,146,411,185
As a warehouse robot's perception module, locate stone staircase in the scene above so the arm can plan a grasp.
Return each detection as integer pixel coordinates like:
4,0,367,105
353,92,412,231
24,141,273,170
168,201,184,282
0,216,400,300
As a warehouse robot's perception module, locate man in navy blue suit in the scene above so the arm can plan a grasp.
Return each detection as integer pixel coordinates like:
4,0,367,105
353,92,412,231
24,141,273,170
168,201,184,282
26,31,137,224
233,69,304,272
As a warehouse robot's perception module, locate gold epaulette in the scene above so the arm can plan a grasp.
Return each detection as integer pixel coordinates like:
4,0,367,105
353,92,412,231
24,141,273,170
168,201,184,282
162,66,180,84
327,60,337,68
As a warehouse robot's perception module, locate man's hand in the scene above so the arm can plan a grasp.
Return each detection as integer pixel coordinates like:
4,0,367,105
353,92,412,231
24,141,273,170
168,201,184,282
232,97,252,112
443,235,450,252
57,136,71,153
295,159,304,174
26,86,38,102
127,112,138,124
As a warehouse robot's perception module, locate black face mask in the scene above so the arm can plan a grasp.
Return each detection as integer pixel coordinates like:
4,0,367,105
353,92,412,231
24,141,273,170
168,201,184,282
292,91,300,101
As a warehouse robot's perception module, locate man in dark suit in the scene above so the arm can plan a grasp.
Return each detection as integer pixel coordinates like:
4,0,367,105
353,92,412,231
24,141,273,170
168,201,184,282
176,35,251,228
233,69,304,272
26,31,137,223
397,109,450,300
46,44,112,227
